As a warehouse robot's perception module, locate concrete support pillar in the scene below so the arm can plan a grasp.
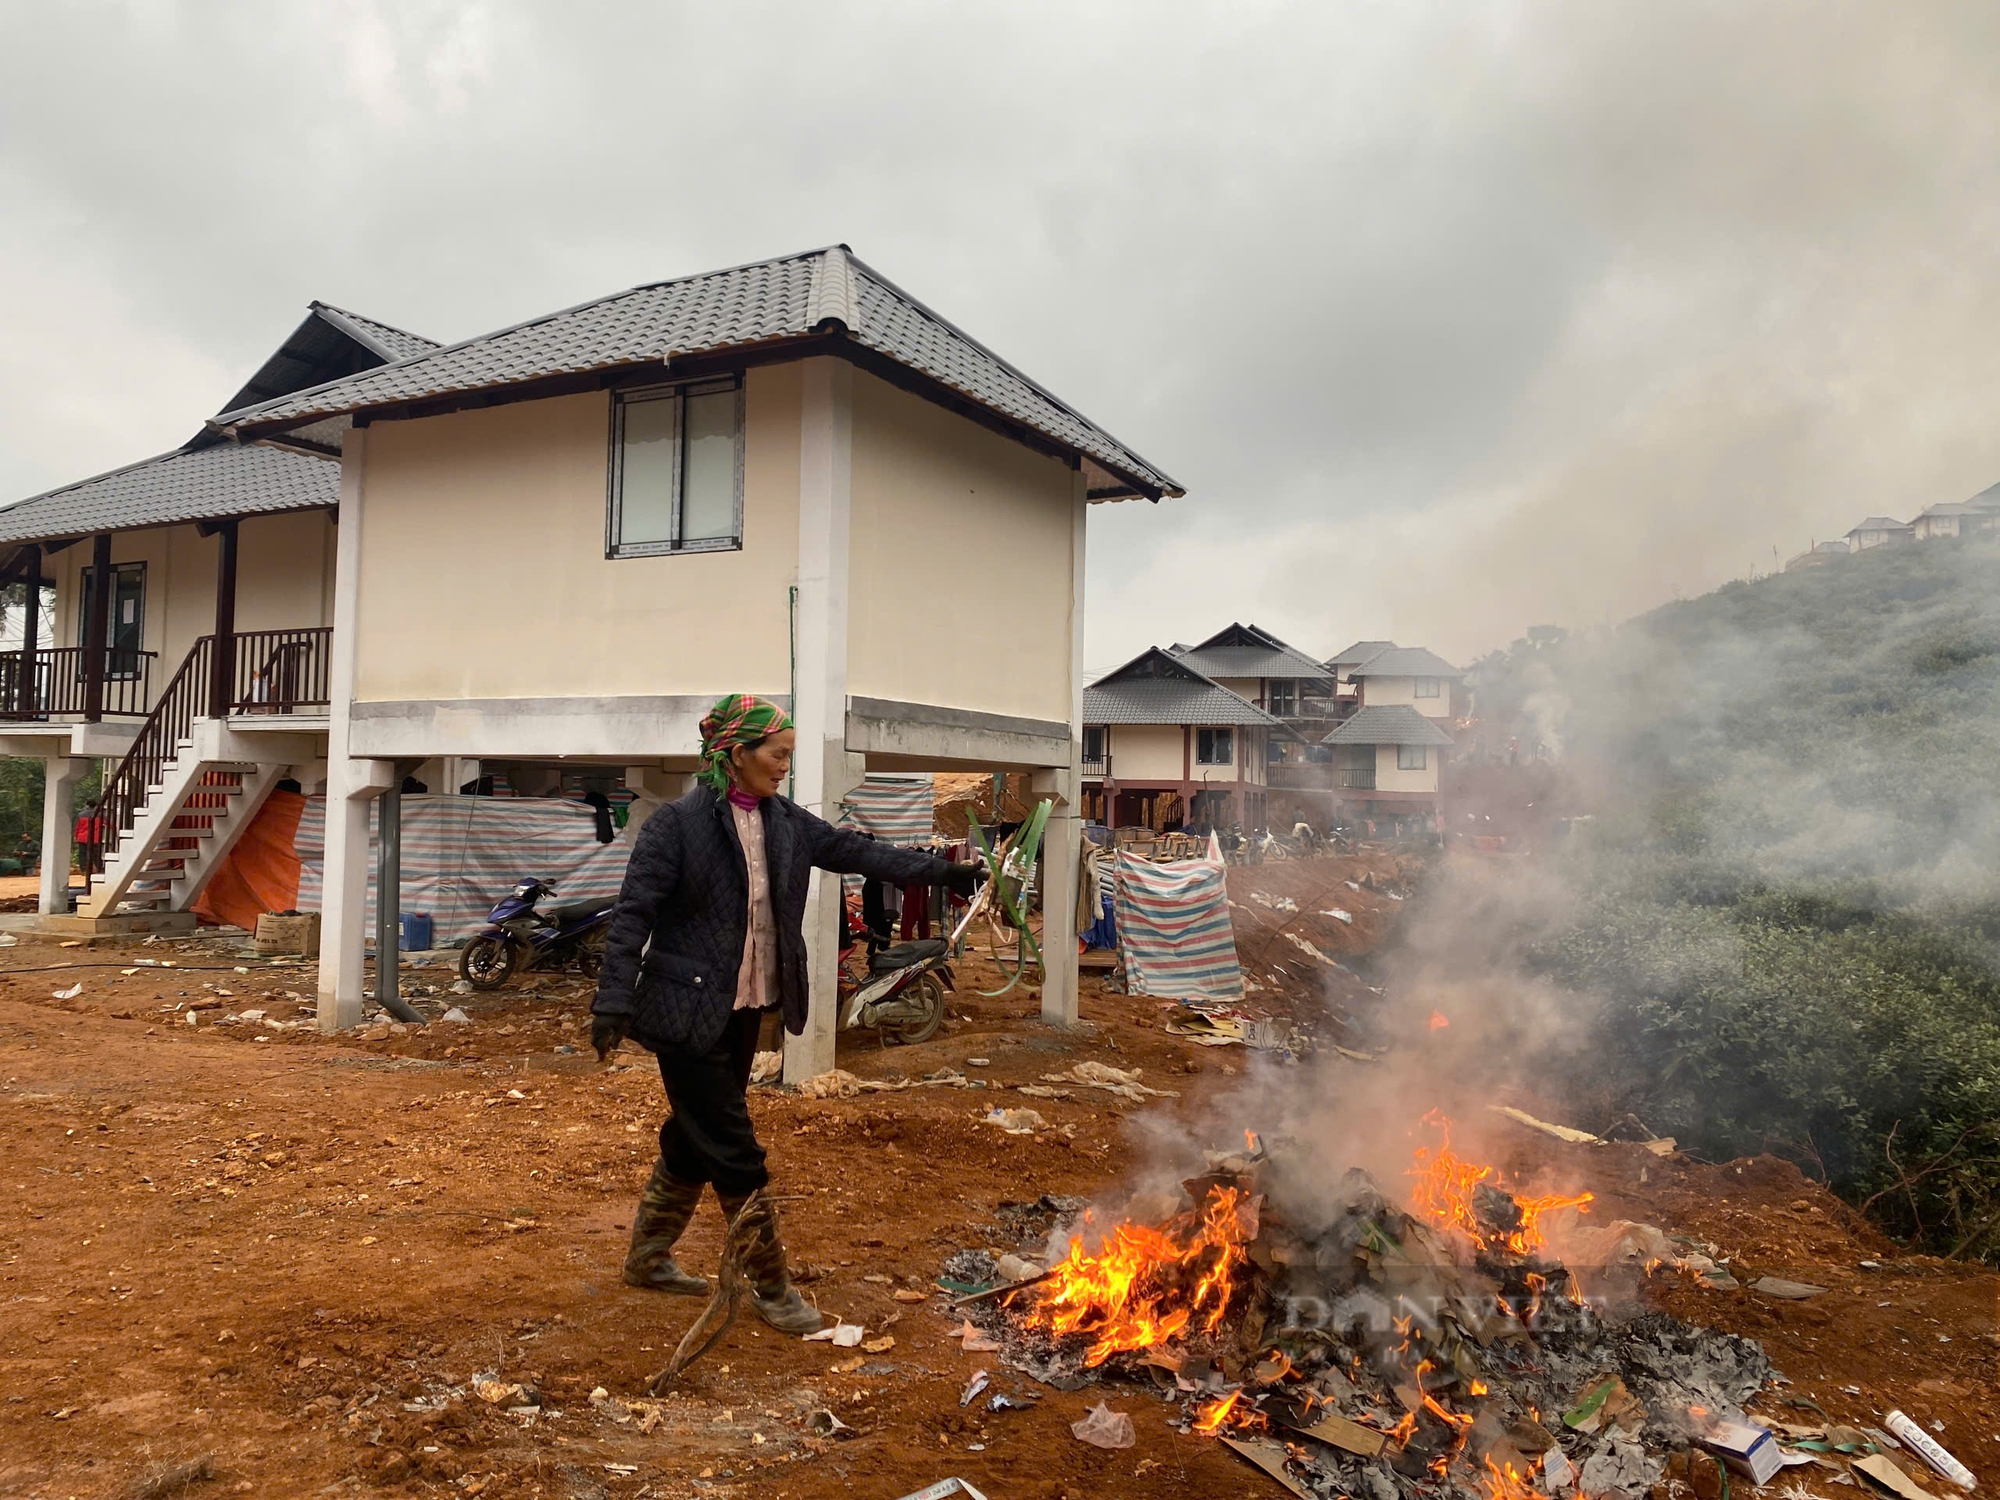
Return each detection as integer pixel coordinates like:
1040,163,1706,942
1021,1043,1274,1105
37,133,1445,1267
1039,466,1089,1028
38,757,87,915
316,427,387,1032
783,356,852,1085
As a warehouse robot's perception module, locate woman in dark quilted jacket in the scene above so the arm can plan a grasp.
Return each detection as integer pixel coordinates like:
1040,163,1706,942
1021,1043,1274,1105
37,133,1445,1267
590,693,978,1334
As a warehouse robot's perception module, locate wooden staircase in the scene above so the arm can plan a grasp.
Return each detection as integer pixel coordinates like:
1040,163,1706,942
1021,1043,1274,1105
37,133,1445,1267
83,635,323,920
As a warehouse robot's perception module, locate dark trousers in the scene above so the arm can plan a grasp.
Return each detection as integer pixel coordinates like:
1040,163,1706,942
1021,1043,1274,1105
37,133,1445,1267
656,1006,769,1196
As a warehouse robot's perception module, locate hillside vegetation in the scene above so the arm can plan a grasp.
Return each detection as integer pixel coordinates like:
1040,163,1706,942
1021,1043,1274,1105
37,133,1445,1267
1467,540,2000,1259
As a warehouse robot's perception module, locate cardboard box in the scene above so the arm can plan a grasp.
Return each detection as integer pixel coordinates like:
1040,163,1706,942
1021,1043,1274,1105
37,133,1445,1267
255,912,321,958
1702,1420,1783,1486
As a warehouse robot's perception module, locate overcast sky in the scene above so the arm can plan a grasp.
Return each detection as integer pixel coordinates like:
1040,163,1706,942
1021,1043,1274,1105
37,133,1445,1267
4,1,1997,674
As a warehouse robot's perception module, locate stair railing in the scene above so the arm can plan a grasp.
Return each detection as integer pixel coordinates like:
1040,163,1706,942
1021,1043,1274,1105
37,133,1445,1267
99,637,215,865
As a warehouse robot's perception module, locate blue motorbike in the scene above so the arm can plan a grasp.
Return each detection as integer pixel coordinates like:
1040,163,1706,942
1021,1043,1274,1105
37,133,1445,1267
458,878,615,990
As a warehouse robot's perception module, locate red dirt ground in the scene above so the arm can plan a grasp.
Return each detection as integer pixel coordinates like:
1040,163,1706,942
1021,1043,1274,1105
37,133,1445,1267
1,851,1993,1499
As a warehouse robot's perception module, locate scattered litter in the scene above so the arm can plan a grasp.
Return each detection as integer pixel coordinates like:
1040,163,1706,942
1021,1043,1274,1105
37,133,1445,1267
1070,1401,1135,1449
58,940,83,948
1542,1447,1574,1491
1752,1277,1828,1301
449,979,473,995
0,933,15,947
1491,1105,1604,1145
862,1336,895,1353
1015,1085,1074,1100
809,1408,855,1439
1701,1417,1783,1485
1223,1435,1312,1497
1855,1453,1940,1500
473,1377,531,1406
893,1288,929,1303
127,1454,216,1500
440,1007,473,1024
1038,1062,1177,1102
798,1068,974,1099
1564,1375,1644,1435
602,1465,640,1478
889,1480,989,1500
1164,1012,1244,1046
1323,908,1353,924
966,1057,990,1067
980,1107,1045,1135
51,983,82,1000
749,1050,783,1084
1248,892,1298,913
949,1319,1002,1353
1283,932,1344,969
1297,1410,1386,1458
994,1254,1041,1284
960,1370,990,1406
989,1391,1032,1412
1884,1411,1976,1491
804,1323,866,1347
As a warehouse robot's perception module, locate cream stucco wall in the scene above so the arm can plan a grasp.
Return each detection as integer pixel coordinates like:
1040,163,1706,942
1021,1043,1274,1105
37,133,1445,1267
1360,674,1453,719
351,369,801,703
1375,742,1440,794
51,511,336,677
847,371,1076,724
1103,723,1185,781
1213,676,1261,706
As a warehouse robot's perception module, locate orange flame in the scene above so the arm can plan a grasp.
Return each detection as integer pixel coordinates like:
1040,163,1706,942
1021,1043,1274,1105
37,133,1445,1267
1022,1186,1253,1367
1430,1011,1451,1031
1478,1456,1542,1500
1193,1388,1266,1435
1406,1111,1593,1256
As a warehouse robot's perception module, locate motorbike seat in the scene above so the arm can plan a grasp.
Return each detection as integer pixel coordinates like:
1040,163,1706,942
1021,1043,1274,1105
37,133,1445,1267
868,938,946,974
548,897,616,926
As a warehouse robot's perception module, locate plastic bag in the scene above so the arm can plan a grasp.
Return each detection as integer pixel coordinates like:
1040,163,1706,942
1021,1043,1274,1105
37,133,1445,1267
1071,1402,1135,1449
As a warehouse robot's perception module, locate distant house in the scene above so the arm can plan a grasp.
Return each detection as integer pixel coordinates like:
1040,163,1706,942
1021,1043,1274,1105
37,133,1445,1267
1910,481,2000,540
1168,622,1338,726
1348,646,1462,725
1325,639,1396,707
1784,540,1850,571
1844,517,1913,551
1080,647,1285,833
1321,705,1453,831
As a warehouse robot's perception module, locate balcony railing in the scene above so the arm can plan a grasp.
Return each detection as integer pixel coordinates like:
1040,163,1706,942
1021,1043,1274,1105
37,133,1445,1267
1266,764,1333,789
1081,751,1109,778
230,627,334,713
0,648,157,721
1334,767,1377,790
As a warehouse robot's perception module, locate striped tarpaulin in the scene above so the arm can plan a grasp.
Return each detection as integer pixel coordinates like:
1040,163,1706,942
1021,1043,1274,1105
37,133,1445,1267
837,774,936,895
1111,832,1244,1001
295,795,630,944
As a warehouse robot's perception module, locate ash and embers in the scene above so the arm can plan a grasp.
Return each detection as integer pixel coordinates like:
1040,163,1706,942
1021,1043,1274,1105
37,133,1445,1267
954,1118,1771,1500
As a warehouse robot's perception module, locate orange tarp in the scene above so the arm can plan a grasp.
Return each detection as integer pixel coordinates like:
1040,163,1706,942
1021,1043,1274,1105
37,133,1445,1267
192,790,306,930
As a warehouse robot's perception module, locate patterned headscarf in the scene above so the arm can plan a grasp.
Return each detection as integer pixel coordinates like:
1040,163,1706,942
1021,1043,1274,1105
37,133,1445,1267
696,694,793,791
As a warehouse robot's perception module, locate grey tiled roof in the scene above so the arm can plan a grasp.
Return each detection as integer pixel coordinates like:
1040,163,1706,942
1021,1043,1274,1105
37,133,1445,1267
1083,647,1283,727
213,246,1181,498
0,443,335,545
1326,639,1396,670
1171,623,1334,681
313,303,440,362
1847,517,1909,531
1084,678,1282,727
1349,646,1462,679
1322,705,1455,747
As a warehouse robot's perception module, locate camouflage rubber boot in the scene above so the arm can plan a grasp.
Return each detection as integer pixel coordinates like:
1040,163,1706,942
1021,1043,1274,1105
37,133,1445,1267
624,1159,711,1296
718,1191,826,1334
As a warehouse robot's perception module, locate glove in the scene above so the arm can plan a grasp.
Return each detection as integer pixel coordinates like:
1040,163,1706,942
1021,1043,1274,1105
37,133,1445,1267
941,860,986,896
591,1014,628,1061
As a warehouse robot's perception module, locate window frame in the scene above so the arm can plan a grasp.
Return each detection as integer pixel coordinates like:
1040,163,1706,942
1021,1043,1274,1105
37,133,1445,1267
1081,726,1106,764
1414,676,1441,699
1267,678,1297,716
605,377,746,559
1397,743,1428,771
1196,726,1234,766
77,561,147,681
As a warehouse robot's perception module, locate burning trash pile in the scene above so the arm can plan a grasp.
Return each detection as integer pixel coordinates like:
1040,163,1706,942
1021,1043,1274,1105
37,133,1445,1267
953,1114,1777,1499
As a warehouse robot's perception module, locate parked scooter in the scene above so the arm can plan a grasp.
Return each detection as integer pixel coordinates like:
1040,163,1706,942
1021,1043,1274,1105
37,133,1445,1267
458,878,614,990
